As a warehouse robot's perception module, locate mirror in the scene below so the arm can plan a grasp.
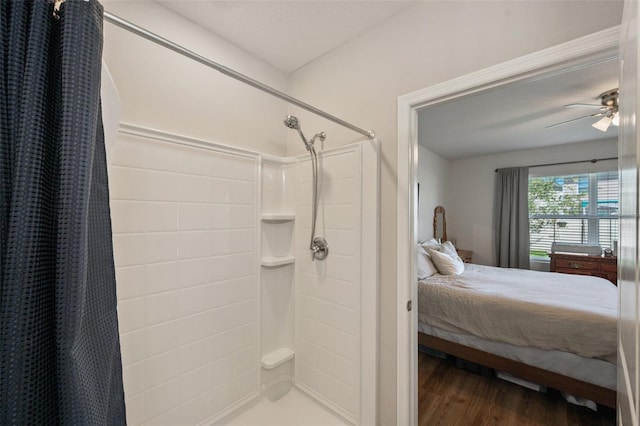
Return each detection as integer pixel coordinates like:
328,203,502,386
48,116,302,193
433,206,447,242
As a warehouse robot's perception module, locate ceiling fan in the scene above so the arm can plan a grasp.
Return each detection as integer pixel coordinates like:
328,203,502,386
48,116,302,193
546,88,619,132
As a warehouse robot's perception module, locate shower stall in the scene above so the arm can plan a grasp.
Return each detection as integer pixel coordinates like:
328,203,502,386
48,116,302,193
104,12,379,426
110,123,378,425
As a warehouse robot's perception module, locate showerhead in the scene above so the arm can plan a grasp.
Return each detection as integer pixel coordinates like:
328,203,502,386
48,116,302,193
283,115,300,130
283,115,311,150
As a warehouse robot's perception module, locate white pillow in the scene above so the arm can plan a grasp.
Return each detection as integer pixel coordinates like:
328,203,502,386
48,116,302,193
420,238,440,248
427,248,465,275
439,241,458,258
420,238,441,253
417,246,438,279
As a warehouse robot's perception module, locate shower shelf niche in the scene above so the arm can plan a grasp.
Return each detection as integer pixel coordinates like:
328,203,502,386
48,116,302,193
261,256,295,267
261,348,294,370
260,160,296,396
261,213,295,222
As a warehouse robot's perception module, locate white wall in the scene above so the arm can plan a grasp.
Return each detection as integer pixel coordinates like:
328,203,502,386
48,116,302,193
446,138,618,267
286,2,622,423
102,1,288,156
417,146,450,242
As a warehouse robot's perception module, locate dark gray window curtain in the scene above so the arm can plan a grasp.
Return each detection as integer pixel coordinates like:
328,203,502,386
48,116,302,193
0,1,126,424
493,167,530,269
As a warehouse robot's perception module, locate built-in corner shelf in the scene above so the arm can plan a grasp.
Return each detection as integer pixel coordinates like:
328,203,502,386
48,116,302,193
261,348,294,370
261,213,295,222
261,256,295,267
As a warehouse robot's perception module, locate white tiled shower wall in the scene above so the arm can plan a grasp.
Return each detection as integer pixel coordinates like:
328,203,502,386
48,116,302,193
295,147,362,424
108,133,259,425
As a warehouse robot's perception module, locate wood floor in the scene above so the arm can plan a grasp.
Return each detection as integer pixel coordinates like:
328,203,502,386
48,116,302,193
418,351,616,426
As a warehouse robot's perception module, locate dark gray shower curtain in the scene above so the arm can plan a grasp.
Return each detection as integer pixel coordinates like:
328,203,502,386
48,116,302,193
0,1,126,423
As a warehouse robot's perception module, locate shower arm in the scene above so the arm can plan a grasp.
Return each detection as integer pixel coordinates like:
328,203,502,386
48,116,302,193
296,128,312,152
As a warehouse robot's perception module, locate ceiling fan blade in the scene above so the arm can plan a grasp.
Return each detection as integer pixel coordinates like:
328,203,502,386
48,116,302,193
545,112,604,129
563,103,606,109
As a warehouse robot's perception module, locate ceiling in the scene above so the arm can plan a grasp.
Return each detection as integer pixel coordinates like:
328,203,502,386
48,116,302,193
155,0,619,159
156,0,416,73
418,59,620,160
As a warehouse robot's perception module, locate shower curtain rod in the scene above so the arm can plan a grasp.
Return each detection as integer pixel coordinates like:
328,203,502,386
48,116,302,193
494,156,618,172
103,11,376,140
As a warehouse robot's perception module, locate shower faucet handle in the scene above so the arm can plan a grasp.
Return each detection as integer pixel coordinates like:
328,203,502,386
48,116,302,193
311,236,329,261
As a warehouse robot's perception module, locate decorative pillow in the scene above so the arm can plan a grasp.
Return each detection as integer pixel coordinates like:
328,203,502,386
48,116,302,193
417,246,438,279
427,248,465,275
439,241,458,258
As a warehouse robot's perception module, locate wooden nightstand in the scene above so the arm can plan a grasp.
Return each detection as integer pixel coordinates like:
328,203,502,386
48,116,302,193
456,249,473,263
548,252,617,285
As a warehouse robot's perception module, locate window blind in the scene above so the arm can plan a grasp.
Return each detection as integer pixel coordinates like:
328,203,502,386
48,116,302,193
528,171,618,258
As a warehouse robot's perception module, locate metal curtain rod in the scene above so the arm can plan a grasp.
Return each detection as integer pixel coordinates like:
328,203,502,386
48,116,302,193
102,11,375,140
495,156,618,172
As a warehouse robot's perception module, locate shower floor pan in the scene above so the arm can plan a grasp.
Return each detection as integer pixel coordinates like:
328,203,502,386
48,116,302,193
215,384,350,426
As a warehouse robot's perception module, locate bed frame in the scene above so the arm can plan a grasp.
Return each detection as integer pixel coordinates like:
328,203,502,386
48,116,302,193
419,332,616,409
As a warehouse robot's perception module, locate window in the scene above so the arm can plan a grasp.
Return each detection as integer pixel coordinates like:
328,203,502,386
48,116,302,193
528,171,618,259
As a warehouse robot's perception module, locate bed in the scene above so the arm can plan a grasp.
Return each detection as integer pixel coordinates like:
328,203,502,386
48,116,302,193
418,262,618,408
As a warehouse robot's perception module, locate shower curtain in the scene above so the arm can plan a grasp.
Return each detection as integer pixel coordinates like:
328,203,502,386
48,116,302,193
0,1,126,423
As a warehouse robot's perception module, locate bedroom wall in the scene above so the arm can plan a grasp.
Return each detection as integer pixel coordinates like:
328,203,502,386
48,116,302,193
446,138,618,267
286,3,622,422
417,146,450,242
101,1,288,156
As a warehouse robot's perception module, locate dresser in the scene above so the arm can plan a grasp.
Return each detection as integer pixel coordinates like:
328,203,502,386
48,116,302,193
548,252,617,285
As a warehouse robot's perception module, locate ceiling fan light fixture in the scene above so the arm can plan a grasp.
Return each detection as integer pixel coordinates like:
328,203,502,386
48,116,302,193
592,115,613,132
550,88,619,131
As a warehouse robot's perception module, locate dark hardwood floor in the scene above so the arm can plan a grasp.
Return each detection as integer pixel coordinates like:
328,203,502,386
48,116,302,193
418,351,616,426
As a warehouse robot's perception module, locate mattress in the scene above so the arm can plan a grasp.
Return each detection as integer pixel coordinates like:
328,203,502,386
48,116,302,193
418,264,617,363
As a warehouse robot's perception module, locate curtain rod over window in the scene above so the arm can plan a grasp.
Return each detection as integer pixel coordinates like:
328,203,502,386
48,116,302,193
494,156,617,172
102,11,376,140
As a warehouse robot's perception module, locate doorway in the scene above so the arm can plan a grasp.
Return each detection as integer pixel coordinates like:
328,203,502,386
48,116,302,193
396,26,621,426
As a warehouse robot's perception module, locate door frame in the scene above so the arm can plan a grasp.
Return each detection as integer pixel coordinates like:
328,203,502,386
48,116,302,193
396,26,621,426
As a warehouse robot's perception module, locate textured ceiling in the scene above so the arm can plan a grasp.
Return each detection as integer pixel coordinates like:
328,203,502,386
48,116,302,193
418,59,620,160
